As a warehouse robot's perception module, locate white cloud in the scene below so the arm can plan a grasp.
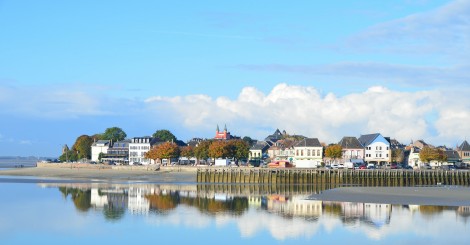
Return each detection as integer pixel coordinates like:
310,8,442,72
145,83,470,146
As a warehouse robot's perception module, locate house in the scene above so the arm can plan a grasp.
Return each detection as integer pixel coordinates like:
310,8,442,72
249,141,271,160
338,136,364,164
445,150,461,166
407,146,423,168
267,139,297,162
293,138,323,167
91,140,112,162
457,140,470,167
101,139,130,164
129,137,162,165
358,133,391,166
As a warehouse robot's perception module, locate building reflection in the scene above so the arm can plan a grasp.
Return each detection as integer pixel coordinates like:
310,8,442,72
47,183,469,227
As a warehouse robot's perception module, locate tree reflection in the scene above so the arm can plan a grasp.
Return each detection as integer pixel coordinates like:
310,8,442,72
59,187,91,212
103,203,125,221
146,192,180,211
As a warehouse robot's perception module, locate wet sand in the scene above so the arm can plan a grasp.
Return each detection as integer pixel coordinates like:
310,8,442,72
0,166,197,183
310,186,470,206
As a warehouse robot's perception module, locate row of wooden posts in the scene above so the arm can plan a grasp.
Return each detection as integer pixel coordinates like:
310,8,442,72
196,168,470,186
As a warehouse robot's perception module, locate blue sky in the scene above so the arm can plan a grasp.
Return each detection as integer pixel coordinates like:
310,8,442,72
1,0,469,157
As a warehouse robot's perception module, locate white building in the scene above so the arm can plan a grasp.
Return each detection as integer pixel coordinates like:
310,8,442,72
358,133,391,166
91,140,111,162
293,138,323,168
129,137,160,165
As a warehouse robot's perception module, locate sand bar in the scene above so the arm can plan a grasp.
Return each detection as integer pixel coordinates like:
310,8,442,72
0,166,197,183
310,186,470,206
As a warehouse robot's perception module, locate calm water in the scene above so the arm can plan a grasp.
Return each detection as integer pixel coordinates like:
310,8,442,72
0,180,469,245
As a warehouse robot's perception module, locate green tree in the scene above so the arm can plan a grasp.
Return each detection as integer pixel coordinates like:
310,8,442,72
102,127,127,142
194,140,212,164
73,135,94,160
325,144,343,160
153,129,177,142
228,139,250,160
392,148,404,163
242,136,254,146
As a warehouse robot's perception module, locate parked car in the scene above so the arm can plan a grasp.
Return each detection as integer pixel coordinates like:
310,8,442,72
367,164,376,169
325,165,332,169
359,165,367,170
403,165,413,170
331,163,339,169
448,165,457,171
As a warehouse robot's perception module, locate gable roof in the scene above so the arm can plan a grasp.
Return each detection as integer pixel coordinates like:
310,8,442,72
445,150,460,159
295,138,322,148
250,141,271,151
459,140,470,151
338,137,363,149
358,133,390,147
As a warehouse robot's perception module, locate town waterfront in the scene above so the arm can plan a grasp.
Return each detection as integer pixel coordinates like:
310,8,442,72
0,176,469,244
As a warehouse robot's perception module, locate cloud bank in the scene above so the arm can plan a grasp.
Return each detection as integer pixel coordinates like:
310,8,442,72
145,83,470,146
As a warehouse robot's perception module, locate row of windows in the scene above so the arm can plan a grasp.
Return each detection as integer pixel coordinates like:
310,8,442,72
464,152,470,157
130,152,148,157
296,149,321,157
366,146,390,150
365,154,389,158
130,146,150,150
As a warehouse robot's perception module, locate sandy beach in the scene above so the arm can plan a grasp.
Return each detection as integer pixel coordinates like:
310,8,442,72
0,166,198,183
310,186,470,206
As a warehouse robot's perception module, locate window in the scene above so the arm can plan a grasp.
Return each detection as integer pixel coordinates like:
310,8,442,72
307,150,311,156
317,150,320,156
301,150,304,156
386,154,389,157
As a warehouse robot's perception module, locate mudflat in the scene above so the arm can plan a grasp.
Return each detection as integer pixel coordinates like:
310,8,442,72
310,186,470,206
0,166,197,183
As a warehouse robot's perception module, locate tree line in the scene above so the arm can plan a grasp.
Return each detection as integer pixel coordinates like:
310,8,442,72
145,139,249,165
58,127,250,163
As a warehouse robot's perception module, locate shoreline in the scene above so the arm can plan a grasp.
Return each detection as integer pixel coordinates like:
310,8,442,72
0,166,198,183
1,166,470,206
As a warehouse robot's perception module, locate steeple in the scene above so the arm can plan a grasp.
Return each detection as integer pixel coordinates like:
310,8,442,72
216,124,219,133
224,124,227,132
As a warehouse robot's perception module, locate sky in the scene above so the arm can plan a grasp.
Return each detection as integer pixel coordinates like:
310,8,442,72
1,0,469,157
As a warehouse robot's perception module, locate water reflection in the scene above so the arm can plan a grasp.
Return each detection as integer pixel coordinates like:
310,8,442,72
39,183,470,242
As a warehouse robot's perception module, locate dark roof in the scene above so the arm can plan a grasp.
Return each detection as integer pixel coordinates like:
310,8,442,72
459,140,470,151
445,150,460,159
265,129,283,142
358,133,390,147
111,139,131,148
295,138,322,147
250,141,270,151
338,137,363,149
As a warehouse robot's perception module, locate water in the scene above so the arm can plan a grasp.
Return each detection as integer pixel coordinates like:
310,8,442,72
0,157,39,169
0,180,469,245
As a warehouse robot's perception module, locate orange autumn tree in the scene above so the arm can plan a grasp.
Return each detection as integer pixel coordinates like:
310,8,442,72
208,140,230,159
145,142,180,164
